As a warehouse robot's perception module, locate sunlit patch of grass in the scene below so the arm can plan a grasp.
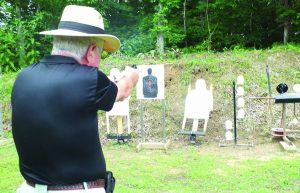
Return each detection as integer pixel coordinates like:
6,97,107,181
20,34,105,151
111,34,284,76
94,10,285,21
0,143,23,193
1,140,300,193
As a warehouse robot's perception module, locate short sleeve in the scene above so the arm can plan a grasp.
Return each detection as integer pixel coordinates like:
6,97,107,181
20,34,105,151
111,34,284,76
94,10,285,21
94,70,118,111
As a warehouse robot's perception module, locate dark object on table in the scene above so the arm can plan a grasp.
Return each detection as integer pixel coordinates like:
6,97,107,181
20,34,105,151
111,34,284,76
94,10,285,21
276,83,288,94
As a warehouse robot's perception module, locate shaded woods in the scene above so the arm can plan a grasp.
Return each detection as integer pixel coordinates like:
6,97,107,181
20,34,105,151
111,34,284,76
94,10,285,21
0,0,300,72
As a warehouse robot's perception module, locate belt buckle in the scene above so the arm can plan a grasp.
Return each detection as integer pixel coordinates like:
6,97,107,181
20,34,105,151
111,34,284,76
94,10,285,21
83,182,88,190
35,184,47,192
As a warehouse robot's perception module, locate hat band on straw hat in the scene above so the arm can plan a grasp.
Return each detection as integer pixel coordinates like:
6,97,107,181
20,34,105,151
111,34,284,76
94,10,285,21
58,21,105,34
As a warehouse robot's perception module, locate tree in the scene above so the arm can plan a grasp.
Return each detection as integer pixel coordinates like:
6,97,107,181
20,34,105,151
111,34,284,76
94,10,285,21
183,0,187,47
1,0,300,70
0,0,45,72
156,0,164,54
274,0,299,44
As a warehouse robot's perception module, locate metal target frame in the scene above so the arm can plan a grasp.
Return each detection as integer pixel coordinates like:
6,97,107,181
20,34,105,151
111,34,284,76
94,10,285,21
135,65,170,152
219,77,254,147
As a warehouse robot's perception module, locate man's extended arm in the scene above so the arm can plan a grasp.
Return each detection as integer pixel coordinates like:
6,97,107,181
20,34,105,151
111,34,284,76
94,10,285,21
115,68,139,102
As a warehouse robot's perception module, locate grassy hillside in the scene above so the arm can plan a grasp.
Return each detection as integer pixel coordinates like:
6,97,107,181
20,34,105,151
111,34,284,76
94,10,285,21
1,44,300,144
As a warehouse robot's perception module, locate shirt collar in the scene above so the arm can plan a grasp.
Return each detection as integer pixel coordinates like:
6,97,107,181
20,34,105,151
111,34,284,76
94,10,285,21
40,55,79,65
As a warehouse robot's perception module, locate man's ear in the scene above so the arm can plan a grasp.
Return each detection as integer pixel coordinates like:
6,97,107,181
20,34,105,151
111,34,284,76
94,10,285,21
84,43,97,63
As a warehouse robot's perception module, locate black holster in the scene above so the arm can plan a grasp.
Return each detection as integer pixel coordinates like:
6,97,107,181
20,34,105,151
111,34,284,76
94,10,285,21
105,171,115,193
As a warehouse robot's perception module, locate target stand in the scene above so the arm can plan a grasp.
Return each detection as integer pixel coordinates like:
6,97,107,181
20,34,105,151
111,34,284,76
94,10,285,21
135,64,170,152
136,99,170,152
179,79,213,143
136,139,171,153
273,94,300,152
179,118,208,143
106,97,131,143
251,90,300,151
219,80,254,148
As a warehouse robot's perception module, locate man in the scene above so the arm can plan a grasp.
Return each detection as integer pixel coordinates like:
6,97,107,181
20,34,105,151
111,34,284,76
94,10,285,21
142,68,158,98
11,5,139,193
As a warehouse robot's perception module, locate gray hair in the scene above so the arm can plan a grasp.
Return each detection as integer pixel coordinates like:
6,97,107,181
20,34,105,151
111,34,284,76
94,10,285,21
51,36,104,59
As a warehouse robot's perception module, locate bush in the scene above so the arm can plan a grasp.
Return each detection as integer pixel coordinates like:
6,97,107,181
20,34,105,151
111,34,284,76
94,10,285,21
120,33,156,56
0,12,47,72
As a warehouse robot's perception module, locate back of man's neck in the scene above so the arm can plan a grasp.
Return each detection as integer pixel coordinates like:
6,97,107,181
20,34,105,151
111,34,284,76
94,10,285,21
51,50,81,63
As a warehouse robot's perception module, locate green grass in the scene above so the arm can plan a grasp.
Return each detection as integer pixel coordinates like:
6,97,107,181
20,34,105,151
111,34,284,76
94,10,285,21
2,142,299,193
0,143,23,192
2,45,300,192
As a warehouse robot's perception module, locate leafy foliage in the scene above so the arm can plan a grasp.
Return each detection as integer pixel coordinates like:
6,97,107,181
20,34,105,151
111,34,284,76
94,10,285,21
0,2,47,72
121,33,156,56
1,0,300,73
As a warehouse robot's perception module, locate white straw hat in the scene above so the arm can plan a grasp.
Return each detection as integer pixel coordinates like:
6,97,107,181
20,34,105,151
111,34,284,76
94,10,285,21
40,5,120,52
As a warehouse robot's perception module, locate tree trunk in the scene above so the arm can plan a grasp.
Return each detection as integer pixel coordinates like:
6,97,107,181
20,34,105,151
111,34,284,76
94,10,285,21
283,21,289,44
16,4,25,68
156,1,164,54
283,0,289,44
250,1,255,47
206,0,211,52
157,31,164,54
183,0,187,47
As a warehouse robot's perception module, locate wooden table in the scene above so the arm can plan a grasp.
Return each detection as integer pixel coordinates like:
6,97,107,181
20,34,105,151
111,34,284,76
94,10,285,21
274,93,300,151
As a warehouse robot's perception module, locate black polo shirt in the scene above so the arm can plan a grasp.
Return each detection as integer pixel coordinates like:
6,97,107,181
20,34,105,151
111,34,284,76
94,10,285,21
11,55,118,185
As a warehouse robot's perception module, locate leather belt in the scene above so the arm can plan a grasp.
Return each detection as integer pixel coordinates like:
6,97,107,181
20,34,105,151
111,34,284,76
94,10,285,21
26,179,105,191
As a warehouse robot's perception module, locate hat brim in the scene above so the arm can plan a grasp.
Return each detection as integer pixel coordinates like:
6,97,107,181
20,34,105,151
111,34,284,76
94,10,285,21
40,29,120,53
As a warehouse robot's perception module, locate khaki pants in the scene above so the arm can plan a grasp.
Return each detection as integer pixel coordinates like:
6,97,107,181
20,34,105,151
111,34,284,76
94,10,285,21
17,182,106,193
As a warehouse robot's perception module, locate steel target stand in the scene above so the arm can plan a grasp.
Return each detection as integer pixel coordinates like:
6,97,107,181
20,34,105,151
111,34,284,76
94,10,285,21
106,115,131,143
106,68,133,143
219,81,254,147
136,99,170,152
179,79,213,143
